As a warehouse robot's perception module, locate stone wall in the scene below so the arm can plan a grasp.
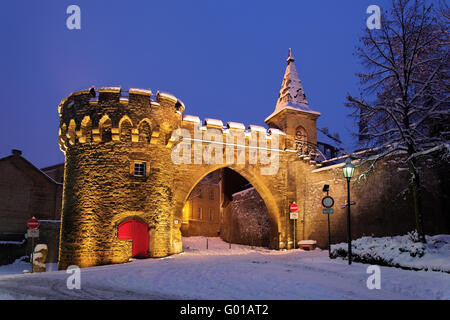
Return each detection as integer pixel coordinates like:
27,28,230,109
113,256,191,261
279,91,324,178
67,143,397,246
57,86,449,270
220,187,270,247
299,156,449,249
58,88,296,268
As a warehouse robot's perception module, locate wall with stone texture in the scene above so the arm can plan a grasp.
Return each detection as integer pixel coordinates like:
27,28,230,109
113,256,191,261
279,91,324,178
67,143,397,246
220,187,270,247
299,156,449,249
57,87,449,270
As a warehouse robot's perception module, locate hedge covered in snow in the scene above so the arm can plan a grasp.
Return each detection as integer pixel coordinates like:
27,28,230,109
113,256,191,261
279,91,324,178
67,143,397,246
331,232,450,273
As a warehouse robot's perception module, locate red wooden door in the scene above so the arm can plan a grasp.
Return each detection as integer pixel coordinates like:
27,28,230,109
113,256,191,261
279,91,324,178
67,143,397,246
117,220,149,258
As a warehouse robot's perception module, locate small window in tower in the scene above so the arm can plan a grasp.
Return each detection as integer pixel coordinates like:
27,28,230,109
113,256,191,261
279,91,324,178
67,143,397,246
209,189,214,200
197,207,202,219
134,162,146,177
209,208,213,221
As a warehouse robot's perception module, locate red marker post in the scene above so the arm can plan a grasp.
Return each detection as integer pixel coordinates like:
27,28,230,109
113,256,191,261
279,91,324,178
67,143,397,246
290,202,299,249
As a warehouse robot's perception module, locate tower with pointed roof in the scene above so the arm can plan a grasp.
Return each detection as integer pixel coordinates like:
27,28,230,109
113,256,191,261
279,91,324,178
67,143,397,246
265,48,320,144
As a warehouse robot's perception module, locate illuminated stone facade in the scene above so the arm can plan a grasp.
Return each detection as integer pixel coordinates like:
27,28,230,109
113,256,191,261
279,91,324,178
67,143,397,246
57,51,449,269
181,171,222,237
57,85,315,269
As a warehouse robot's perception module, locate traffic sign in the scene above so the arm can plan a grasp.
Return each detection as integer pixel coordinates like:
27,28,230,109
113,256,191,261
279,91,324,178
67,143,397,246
340,201,356,209
290,211,298,220
290,202,298,212
322,208,334,214
27,217,39,229
322,196,334,208
27,229,39,238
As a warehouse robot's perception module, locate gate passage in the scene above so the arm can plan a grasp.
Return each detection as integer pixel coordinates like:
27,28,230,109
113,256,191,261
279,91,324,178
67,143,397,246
117,220,149,258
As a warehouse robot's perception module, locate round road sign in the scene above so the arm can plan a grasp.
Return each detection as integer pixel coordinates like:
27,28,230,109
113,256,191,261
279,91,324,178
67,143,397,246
322,196,334,208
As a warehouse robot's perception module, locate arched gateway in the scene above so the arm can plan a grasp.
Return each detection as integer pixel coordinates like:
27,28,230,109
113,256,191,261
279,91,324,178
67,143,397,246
57,50,330,269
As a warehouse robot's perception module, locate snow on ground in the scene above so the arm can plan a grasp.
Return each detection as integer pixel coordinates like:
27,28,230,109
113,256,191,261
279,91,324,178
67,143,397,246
331,233,450,272
0,257,58,276
0,237,449,300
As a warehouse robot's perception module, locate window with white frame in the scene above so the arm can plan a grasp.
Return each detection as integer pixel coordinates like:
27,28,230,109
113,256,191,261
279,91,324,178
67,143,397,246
134,162,146,177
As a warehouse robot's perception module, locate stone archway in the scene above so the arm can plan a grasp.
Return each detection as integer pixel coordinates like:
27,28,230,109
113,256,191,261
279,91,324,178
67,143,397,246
172,165,281,250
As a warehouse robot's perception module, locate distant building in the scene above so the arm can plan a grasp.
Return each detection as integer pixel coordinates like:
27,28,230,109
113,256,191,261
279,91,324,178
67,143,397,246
181,171,222,237
0,150,62,263
41,163,65,183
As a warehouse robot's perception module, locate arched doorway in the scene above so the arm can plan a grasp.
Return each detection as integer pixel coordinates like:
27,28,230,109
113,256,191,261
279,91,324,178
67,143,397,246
117,220,149,258
180,168,272,247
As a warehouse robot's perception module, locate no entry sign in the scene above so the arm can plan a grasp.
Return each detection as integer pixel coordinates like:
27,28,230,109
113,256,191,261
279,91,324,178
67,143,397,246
290,202,298,212
27,217,39,229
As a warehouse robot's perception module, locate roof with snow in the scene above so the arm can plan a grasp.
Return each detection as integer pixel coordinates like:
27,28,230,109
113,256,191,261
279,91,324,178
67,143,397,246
267,48,320,122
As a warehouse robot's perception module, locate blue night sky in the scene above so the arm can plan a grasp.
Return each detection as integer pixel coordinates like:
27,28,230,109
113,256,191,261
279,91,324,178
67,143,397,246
0,0,390,168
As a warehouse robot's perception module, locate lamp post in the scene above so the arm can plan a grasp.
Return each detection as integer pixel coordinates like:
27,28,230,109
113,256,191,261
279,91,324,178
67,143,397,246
342,158,355,265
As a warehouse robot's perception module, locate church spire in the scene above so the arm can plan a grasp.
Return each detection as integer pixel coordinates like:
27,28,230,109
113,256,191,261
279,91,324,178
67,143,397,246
274,48,310,113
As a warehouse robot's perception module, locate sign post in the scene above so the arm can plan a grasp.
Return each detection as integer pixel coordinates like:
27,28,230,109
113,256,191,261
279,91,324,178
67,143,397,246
27,217,39,273
290,202,298,249
321,195,334,258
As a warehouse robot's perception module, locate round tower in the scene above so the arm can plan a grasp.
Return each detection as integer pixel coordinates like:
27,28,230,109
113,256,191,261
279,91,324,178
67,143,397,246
57,86,185,269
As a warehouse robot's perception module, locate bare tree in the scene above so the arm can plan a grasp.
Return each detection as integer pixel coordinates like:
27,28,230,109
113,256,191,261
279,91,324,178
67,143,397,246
347,0,449,242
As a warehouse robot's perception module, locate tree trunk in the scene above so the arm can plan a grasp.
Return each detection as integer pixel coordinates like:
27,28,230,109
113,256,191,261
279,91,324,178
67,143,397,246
408,159,426,243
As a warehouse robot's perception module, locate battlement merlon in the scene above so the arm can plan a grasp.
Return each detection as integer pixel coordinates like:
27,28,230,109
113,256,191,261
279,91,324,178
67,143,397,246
180,115,290,151
58,87,185,115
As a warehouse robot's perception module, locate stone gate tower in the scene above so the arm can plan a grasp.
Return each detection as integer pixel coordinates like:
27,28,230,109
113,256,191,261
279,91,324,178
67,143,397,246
57,50,327,269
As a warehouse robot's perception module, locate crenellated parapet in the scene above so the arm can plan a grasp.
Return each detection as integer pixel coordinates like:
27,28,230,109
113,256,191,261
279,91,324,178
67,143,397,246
180,114,289,151
58,87,186,152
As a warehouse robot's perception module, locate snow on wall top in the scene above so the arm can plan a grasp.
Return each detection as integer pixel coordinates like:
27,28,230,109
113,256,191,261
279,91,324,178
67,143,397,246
227,122,246,130
204,118,224,128
183,115,201,123
129,88,152,96
157,91,178,102
98,86,121,93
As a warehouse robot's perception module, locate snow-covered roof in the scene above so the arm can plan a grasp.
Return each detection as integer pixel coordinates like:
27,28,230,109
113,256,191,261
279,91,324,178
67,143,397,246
265,105,320,123
317,129,340,147
267,49,320,121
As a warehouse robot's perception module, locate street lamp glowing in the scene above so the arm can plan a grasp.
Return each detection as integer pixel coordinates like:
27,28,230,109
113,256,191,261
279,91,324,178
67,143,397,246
342,158,355,179
342,157,355,265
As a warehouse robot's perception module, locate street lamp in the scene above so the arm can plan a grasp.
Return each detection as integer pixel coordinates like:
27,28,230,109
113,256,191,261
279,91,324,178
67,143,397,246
342,158,355,265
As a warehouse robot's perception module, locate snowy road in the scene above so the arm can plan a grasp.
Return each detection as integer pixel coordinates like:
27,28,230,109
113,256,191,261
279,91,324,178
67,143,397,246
0,237,449,300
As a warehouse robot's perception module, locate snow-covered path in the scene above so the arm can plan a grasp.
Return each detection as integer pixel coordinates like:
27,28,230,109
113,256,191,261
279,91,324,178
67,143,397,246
0,237,449,300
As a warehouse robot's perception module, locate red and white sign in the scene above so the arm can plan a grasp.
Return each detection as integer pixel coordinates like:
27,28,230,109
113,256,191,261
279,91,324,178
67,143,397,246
290,202,298,212
27,217,39,229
